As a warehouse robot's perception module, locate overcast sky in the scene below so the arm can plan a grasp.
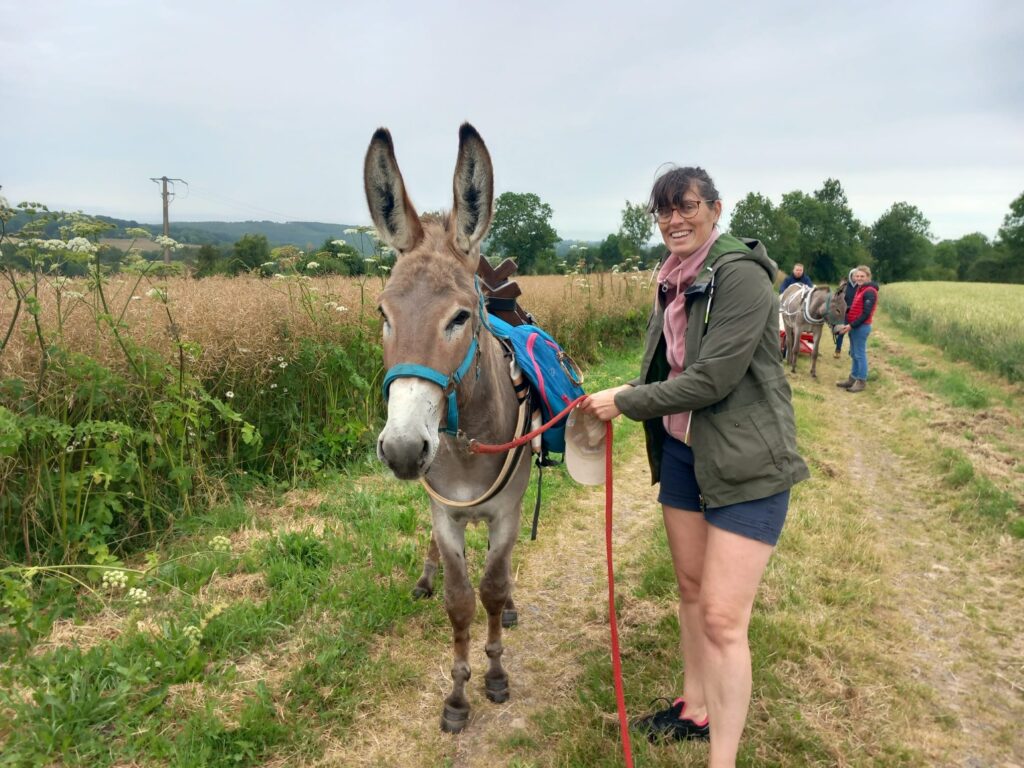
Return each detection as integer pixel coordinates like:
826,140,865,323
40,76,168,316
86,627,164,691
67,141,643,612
3,0,1022,243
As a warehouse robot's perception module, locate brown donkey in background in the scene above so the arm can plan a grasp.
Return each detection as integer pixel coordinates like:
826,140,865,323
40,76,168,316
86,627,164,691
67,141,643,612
780,283,847,378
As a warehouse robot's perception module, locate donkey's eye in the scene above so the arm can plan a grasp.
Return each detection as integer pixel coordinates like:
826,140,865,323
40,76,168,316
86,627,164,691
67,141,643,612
447,310,471,331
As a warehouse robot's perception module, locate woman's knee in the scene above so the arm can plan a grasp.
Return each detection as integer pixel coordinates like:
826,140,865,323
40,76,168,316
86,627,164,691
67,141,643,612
700,602,748,649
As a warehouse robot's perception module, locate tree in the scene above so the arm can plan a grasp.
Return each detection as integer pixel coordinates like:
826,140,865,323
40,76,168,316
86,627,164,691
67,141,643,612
194,243,222,278
941,233,993,281
485,192,559,275
729,192,800,271
315,238,365,275
779,179,862,283
869,202,933,283
230,233,270,275
996,191,1024,253
617,200,653,257
986,191,1024,283
597,233,627,270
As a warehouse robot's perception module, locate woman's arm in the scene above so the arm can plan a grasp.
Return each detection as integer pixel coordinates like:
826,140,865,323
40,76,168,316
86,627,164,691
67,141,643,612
613,261,773,421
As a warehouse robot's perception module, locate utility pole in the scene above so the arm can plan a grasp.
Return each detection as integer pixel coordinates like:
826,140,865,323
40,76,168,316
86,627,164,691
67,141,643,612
149,176,187,263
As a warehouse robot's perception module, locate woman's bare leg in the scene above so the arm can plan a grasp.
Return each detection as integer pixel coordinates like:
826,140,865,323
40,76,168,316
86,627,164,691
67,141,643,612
662,504,709,720
700,525,775,767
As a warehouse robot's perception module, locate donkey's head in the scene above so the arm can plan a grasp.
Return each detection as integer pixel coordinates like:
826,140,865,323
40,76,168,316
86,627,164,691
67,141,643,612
365,124,494,480
826,285,848,326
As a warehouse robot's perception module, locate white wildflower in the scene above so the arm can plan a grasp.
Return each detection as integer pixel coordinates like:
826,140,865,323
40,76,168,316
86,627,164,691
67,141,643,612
208,535,231,553
152,234,180,250
101,569,128,590
335,305,348,312
65,237,98,254
127,587,150,606
305,261,320,270
225,391,234,399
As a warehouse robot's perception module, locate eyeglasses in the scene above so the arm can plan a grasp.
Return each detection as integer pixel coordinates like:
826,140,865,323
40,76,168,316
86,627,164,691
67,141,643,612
655,200,714,222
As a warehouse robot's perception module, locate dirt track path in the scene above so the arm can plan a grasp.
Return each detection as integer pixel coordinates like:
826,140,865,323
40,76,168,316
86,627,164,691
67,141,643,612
315,439,657,768
311,324,1023,767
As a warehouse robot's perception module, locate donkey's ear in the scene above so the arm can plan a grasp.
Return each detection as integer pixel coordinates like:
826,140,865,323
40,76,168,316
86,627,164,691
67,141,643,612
364,128,424,254
450,123,494,255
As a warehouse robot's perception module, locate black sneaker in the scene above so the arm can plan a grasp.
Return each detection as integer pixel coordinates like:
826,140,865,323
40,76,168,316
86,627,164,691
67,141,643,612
631,697,710,742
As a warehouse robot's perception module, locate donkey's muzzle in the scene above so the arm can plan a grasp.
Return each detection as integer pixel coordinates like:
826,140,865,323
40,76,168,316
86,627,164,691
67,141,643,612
378,432,433,480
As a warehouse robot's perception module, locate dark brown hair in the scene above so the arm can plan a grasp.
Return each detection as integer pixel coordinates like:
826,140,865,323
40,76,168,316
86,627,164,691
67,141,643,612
647,166,720,215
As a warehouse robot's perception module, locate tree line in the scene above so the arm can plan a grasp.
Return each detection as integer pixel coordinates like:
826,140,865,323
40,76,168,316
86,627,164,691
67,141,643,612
485,183,1024,284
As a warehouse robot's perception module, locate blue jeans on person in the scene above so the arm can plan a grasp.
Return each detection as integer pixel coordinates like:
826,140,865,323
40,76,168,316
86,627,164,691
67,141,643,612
848,323,872,380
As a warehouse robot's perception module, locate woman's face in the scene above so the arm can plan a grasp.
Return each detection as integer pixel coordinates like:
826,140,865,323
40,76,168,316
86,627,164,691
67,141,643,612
657,184,721,260
852,270,869,285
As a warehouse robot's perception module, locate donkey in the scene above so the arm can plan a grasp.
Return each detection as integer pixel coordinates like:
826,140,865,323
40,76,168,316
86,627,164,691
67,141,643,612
779,283,847,378
365,124,532,734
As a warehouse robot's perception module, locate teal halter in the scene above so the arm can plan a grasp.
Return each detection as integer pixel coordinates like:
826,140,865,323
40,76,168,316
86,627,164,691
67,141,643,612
381,277,487,436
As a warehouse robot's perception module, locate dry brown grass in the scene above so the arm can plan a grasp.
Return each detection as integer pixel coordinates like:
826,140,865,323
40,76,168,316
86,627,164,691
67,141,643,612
0,271,651,381
0,274,375,381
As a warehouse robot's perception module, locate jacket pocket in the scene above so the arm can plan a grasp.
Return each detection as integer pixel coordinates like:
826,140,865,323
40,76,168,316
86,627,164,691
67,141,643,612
699,400,782,484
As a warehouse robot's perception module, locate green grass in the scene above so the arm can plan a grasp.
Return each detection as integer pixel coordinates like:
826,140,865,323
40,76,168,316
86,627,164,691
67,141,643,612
4,337,1021,765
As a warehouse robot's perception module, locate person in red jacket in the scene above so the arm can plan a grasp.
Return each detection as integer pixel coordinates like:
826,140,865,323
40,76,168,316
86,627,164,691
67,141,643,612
834,265,879,393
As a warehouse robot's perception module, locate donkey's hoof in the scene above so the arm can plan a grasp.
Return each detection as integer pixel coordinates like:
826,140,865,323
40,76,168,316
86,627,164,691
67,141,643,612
411,585,433,600
501,608,518,628
440,703,470,733
485,676,510,703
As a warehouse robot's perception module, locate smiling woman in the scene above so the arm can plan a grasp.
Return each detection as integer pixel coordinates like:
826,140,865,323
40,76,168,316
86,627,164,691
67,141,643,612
581,164,808,766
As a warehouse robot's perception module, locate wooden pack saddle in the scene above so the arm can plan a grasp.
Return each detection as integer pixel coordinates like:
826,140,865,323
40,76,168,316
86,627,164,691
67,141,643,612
475,257,534,327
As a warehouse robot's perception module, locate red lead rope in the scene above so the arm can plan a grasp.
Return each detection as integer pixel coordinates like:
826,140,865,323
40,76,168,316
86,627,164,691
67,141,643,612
470,396,635,767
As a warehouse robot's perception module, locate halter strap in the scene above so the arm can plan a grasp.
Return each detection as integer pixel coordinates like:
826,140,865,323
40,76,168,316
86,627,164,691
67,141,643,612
382,336,479,436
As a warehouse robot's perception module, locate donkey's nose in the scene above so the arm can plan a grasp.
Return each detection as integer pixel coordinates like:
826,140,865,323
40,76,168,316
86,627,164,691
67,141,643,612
378,431,433,480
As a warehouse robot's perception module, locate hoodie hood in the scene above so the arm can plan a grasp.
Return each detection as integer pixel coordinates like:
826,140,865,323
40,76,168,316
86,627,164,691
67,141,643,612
692,232,778,288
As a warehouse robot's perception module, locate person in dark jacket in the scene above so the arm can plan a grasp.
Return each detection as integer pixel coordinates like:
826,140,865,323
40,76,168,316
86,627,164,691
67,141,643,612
778,262,813,293
833,268,858,358
835,265,879,392
580,166,809,763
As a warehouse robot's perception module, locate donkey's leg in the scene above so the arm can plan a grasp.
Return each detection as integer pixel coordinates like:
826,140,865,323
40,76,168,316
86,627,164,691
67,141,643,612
485,534,516,627
412,529,440,599
809,327,821,378
502,594,518,629
434,513,475,733
479,510,520,704
787,325,799,372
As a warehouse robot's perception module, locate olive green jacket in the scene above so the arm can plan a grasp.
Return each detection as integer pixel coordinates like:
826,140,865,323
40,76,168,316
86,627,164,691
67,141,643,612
614,233,810,507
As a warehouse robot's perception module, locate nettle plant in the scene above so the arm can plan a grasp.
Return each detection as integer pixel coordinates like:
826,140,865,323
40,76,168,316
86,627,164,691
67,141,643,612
0,203,260,566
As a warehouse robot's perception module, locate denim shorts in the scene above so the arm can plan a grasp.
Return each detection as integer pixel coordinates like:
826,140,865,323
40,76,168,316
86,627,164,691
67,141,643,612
657,435,790,546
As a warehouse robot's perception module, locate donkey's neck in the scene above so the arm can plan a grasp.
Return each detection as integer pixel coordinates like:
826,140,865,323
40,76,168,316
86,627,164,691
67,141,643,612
448,331,519,447
427,331,520,492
